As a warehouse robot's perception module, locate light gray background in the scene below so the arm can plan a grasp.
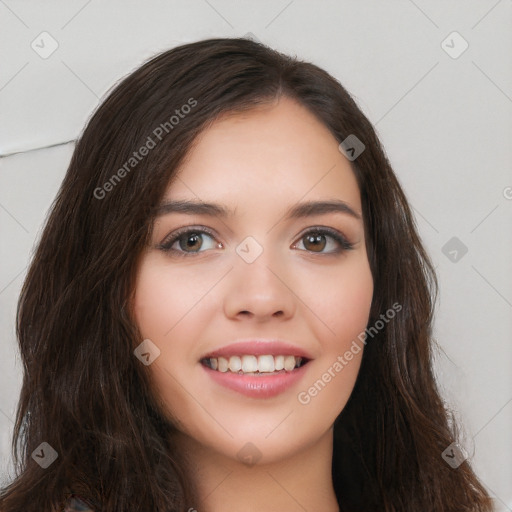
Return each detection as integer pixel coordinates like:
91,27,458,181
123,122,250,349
1,1,511,509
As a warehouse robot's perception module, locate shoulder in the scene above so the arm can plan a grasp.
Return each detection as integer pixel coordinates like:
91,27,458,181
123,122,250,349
63,496,95,512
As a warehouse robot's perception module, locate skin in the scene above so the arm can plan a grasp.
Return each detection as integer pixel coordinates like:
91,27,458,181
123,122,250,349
133,96,374,512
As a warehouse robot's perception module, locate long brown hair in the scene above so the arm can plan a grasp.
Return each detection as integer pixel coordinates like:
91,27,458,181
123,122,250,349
0,37,493,511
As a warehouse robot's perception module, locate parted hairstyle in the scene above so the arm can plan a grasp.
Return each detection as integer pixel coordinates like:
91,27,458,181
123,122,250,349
0,37,493,511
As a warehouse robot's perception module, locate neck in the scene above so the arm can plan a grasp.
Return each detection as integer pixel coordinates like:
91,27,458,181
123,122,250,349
171,427,340,512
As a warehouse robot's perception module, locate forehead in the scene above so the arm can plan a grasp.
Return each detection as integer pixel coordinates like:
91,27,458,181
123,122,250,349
164,96,361,211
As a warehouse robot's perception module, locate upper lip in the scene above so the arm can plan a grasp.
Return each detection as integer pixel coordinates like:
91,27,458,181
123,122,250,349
200,339,313,361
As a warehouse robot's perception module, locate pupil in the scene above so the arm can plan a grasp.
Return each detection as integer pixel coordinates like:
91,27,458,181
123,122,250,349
305,234,325,252
182,233,201,251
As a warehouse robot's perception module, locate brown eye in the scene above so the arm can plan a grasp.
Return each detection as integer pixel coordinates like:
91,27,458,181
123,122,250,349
294,228,354,254
159,227,220,256
178,232,203,252
303,233,327,252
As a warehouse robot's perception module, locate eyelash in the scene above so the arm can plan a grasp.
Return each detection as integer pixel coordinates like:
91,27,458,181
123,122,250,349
157,225,354,258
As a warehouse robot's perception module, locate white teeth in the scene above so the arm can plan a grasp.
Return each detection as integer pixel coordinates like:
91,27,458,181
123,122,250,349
284,355,296,371
241,355,258,373
205,354,305,373
258,355,275,372
229,355,242,372
217,357,229,372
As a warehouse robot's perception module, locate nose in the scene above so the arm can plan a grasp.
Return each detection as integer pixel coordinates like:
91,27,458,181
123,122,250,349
223,249,297,323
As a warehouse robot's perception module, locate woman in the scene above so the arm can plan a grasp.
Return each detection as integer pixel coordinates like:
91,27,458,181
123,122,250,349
0,37,493,511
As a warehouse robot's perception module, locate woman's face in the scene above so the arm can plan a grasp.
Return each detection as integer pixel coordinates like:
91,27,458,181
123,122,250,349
133,96,373,465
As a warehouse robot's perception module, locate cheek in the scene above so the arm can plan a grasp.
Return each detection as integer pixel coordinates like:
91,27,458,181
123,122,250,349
295,265,372,420
133,261,172,338
300,257,374,346
334,273,374,342
133,257,215,341
132,262,204,427
131,261,195,392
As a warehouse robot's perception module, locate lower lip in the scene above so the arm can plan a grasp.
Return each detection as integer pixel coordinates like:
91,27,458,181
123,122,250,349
201,363,309,399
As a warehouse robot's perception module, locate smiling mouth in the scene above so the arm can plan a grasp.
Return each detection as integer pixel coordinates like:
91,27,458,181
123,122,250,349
201,355,309,375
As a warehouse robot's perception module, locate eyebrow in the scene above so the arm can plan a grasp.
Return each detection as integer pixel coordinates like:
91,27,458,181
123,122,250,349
155,199,362,221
